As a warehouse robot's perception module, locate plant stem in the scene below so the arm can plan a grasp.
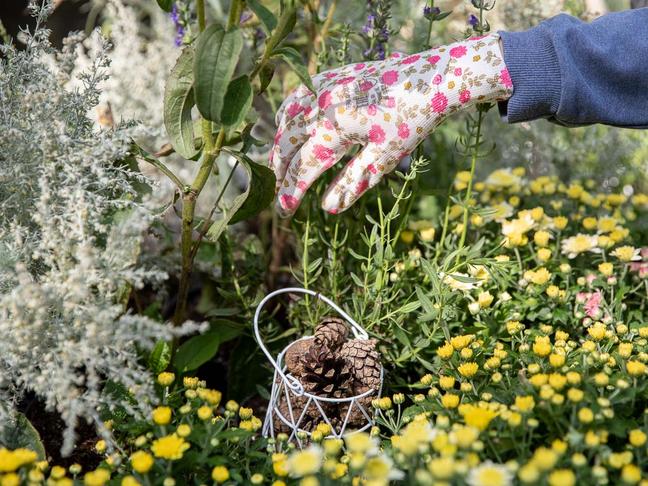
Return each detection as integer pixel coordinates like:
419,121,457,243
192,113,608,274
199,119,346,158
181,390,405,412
426,0,435,48
172,0,236,326
456,109,484,263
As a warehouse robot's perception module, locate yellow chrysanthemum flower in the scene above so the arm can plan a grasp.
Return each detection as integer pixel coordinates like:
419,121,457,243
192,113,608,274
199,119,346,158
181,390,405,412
151,434,190,460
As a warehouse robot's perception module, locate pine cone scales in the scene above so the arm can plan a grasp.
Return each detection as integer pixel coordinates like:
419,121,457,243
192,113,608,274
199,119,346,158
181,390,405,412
300,342,353,398
340,339,382,392
313,317,349,350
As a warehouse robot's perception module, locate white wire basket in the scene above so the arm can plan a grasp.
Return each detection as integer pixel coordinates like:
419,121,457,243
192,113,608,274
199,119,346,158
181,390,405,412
253,287,384,447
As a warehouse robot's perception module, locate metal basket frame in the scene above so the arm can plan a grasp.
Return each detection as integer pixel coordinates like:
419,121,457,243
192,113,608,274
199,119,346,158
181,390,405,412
253,287,383,447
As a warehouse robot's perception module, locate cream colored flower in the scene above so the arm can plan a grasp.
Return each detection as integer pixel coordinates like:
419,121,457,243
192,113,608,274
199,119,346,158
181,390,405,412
561,234,600,259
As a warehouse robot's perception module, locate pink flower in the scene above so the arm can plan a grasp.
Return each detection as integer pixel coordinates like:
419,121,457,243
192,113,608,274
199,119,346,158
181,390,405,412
385,97,396,108
367,164,378,174
313,144,334,161
324,72,337,79
326,207,339,214
368,124,386,144
402,54,421,64
280,194,299,211
584,291,602,318
500,68,513,89
318,91,332,110
397,123,410,139
432,74,442,85
323,119,334,130
390,52,401,59
359,80,374,92
286,103,303,118
381,70,399,86
337,76,356,84
355,179,369,195
273,129,282,144
431,92,448,113
296,180,307,191
469,35,487,41
354,63,366,71
427,55,441,65
367,67,377,74
303,106,313,116
449,45,467,58
454,67,462,76
367,104,377,116
459,89,471,104
576,292,588,304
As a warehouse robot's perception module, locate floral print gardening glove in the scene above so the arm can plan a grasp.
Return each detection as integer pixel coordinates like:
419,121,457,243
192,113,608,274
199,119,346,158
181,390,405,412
270,33,513,216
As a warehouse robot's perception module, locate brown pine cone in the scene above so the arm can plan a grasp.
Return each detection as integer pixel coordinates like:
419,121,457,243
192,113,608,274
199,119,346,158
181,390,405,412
300,341,353,398
339,338,382,427
283,338,313,376
313,317,349,351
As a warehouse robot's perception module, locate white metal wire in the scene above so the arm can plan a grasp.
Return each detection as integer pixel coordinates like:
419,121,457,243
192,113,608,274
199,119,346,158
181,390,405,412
253,288,383,445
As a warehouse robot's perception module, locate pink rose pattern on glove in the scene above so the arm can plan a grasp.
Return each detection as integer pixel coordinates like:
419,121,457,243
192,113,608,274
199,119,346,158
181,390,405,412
270,33,513,217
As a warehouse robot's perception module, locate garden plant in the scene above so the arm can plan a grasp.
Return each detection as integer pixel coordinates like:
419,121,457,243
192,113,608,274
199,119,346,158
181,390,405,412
0,0,647,485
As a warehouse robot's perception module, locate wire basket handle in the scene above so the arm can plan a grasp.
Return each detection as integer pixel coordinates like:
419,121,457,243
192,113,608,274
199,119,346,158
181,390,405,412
253,287,369,395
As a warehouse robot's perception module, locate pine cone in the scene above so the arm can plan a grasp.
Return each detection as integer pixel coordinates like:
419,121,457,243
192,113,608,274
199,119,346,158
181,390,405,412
283,338,313,376
300,341,354,398
313,317,349,351
339,338,382,427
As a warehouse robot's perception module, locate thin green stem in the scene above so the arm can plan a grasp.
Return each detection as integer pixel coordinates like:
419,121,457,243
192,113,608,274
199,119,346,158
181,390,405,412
456,109,484,263
136,154,185,192
172,0,238,326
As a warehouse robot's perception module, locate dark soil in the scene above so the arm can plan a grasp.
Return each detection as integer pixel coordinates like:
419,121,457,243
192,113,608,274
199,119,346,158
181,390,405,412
19,394,101,468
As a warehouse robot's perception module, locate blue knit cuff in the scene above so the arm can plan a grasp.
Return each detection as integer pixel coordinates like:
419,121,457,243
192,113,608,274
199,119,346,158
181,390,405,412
497,27,562,123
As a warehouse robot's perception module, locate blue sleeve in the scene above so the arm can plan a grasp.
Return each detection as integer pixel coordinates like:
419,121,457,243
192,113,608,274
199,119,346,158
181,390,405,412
498,8,648,128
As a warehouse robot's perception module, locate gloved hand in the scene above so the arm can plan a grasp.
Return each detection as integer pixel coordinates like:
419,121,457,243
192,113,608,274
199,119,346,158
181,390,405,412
270,33,513,217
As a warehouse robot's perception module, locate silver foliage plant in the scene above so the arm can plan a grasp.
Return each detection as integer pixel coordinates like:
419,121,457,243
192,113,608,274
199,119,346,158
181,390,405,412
0,2,199,454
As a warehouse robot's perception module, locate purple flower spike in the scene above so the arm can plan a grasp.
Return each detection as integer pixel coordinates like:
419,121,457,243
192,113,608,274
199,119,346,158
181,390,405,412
468,14,479,27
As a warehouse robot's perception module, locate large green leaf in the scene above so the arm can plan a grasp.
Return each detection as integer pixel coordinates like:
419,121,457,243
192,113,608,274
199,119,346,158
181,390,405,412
174,332,221,372
0,413,46,459
247,0,277,33
206,151,275,242
193,25,243,123
271,46,315,93
221,75,253,128
164,47,198,159
156,0,173,12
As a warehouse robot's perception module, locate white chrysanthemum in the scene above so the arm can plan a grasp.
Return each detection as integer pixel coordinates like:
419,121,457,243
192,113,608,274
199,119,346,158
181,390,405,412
561,234,601,259
467,461,513,486
485,168,522,189
501,213,536,237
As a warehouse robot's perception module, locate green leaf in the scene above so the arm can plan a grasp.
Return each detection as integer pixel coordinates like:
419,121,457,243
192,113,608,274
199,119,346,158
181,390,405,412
247,0,277,33
258,62,275,94
156,0,173,12
266,7,296,52
228,152,276,224
221,75,253,128
0,413,46,459
271,46,315,94
194,25,243,123
206,151,275,241
164,46,198,159
174,332,221,372
148,340,171,374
